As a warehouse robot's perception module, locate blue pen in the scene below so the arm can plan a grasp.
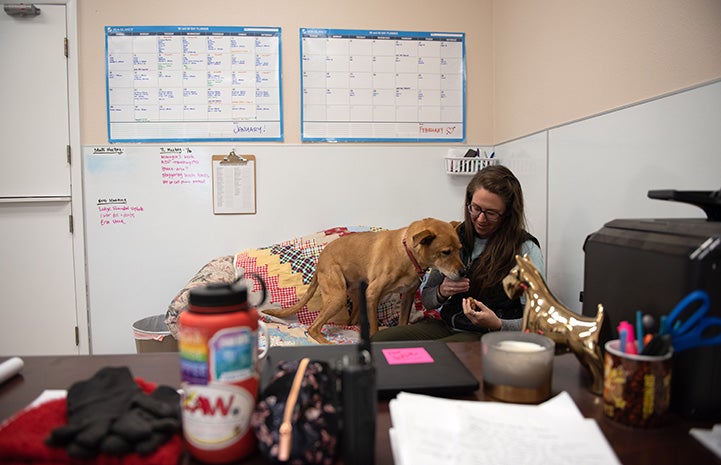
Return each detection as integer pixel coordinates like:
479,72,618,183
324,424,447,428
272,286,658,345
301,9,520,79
660,315,667,335
636,310,644,353
619,328,627,353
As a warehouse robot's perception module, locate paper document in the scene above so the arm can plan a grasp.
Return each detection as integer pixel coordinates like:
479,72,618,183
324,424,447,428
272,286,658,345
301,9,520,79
389,391,621,465
690,424,721,459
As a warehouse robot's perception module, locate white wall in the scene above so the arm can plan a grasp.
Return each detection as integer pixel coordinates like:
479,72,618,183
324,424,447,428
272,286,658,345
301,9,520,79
84,145,482,353
494,132,548,256
499,80,721,313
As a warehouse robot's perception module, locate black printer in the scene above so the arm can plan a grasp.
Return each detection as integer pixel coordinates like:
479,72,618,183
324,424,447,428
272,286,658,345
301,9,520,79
582,189,721,420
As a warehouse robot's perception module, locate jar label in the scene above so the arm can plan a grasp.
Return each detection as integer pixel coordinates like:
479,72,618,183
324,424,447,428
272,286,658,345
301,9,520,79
179,327,209,385
210,326,256,382
182,383,254,450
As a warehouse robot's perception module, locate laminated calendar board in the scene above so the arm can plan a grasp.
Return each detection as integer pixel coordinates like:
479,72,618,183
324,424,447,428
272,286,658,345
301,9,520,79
300,28,465,142
105,26,283,142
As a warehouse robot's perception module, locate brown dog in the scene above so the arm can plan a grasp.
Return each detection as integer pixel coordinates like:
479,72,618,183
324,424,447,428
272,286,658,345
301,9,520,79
263,218,464,344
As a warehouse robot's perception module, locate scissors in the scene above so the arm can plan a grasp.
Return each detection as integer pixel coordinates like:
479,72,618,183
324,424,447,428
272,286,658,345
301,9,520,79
663,290,721,353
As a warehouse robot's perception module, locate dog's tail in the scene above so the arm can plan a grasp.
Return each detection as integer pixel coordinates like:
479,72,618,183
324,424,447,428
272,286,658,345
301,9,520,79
262,273,319,318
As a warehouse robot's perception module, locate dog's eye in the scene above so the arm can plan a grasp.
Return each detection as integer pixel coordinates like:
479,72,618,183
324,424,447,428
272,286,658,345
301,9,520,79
441,250,451,256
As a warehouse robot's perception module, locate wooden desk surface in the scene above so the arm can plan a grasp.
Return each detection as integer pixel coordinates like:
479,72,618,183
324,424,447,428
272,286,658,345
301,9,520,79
1,343,719,465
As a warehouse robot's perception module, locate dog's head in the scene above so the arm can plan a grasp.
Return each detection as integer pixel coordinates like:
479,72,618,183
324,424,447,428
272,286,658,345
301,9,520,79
502,254,528,300
408,218,464,280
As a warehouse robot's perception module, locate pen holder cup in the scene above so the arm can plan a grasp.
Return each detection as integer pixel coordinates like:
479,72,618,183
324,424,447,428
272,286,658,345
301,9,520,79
603,339,673,428
481,332,555,404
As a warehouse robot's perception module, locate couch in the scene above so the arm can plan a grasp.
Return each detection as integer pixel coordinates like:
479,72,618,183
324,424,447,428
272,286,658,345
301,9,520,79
164,226,436,348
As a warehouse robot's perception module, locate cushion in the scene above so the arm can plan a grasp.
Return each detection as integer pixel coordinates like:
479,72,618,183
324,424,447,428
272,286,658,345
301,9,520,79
164,255,236,339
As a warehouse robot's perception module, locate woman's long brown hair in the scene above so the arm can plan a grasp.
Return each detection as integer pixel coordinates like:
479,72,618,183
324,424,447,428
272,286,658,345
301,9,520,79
462,165,528,295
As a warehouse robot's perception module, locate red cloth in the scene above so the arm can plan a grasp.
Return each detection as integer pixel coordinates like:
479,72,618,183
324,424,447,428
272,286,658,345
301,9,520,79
0,378,182,465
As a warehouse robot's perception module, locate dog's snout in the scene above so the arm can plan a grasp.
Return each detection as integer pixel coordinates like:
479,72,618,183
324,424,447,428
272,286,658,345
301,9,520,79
443,264,466,281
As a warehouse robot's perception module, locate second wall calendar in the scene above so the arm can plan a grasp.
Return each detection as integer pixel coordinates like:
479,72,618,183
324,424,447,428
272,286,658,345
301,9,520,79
300,28,466,142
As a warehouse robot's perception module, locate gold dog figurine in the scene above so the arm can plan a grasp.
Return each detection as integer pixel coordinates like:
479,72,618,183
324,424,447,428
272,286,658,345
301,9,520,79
503,254,605,395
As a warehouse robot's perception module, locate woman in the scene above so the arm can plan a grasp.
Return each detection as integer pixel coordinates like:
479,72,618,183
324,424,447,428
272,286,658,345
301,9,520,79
371,164,544,342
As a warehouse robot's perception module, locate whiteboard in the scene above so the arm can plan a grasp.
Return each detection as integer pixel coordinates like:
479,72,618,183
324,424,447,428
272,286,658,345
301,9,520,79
83,144,493,354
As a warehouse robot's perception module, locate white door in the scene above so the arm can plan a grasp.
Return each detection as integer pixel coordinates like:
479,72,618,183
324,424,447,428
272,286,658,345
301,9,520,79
0,3,79,355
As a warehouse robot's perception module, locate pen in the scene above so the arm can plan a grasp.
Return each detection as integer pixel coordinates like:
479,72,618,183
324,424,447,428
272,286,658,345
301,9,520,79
618,320,638,355
641,334,671,356
626,335,638,355
643,333,653,347
617,321,637,354
636,310,644,353
659,315,667,335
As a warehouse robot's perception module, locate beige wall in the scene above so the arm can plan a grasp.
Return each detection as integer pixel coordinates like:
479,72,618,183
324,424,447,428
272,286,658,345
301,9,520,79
493,0,721,143
77,0,494,145
77,0,721,146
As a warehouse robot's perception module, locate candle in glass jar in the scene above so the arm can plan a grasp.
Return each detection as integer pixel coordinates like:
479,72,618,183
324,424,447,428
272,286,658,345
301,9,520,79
481,332,555,403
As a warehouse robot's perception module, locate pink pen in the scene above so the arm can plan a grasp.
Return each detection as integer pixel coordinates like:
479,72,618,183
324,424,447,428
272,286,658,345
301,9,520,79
618,321,638,354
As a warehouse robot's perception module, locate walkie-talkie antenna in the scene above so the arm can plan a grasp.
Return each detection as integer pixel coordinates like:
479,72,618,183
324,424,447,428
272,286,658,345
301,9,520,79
358,280,372,362
342,280,377,465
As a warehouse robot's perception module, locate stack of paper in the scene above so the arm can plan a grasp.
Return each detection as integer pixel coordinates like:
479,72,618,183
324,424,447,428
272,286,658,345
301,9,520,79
690,424,721,459
389,391,621,465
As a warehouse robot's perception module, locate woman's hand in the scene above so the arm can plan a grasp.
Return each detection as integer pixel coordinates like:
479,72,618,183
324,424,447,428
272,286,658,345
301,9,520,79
437,277,470,300
462,297,502,331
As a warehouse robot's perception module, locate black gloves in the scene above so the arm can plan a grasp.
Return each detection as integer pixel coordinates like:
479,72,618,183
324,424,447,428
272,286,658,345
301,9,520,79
45,366,181,458
103,385,182,456
46,366,141,458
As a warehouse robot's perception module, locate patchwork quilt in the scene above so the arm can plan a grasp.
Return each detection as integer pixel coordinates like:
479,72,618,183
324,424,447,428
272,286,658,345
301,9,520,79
165,226,436,346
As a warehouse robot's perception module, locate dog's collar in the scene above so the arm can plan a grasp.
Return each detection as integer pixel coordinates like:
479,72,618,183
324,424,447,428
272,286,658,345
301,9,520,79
402,233,426,280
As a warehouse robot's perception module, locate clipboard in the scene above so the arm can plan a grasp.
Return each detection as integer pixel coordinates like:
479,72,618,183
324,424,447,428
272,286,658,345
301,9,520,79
211,151,256,214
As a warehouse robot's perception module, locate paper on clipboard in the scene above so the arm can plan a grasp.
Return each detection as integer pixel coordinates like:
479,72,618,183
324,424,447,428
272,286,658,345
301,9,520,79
211,151,256,214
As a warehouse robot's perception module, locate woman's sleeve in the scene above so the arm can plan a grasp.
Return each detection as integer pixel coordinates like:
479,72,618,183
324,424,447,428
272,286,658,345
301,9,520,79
500,318,522,331
421,269,446,310
495,240,546,331
521,240,546,279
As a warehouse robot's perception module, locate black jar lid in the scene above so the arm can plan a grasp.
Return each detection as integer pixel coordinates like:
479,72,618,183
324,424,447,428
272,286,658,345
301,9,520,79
188,280,248,311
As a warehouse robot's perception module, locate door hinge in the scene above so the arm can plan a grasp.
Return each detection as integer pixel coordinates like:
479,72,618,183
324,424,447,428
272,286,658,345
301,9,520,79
67,145,71,164
64,37,68,58
75,326,80,346
69,214,74,233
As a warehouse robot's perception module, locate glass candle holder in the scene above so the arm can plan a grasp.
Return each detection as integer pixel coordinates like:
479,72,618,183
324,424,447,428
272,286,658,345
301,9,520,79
481,332,555,403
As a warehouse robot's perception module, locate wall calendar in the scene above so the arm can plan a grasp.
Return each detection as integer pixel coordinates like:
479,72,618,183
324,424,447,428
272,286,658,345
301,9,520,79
300,28,465,142
105,26,283,142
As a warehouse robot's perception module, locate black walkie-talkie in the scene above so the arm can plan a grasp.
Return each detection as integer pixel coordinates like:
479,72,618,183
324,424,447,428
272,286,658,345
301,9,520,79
341,280,377,465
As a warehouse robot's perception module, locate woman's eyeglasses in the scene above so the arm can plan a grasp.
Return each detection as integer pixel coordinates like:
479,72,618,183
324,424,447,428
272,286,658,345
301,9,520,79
467,204,503,222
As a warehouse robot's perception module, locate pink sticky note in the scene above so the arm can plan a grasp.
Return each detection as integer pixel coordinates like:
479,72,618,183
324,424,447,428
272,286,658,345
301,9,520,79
381,347,434,365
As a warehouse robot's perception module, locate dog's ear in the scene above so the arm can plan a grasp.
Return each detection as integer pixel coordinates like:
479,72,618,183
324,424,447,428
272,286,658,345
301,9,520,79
449,221,461,230
411,229,436,247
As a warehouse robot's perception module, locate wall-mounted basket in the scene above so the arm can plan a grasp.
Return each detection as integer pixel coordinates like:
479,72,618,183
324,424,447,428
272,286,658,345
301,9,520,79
444,156,498,175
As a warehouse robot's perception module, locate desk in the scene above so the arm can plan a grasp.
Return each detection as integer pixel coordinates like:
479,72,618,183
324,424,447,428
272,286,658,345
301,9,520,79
1,342,719,465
